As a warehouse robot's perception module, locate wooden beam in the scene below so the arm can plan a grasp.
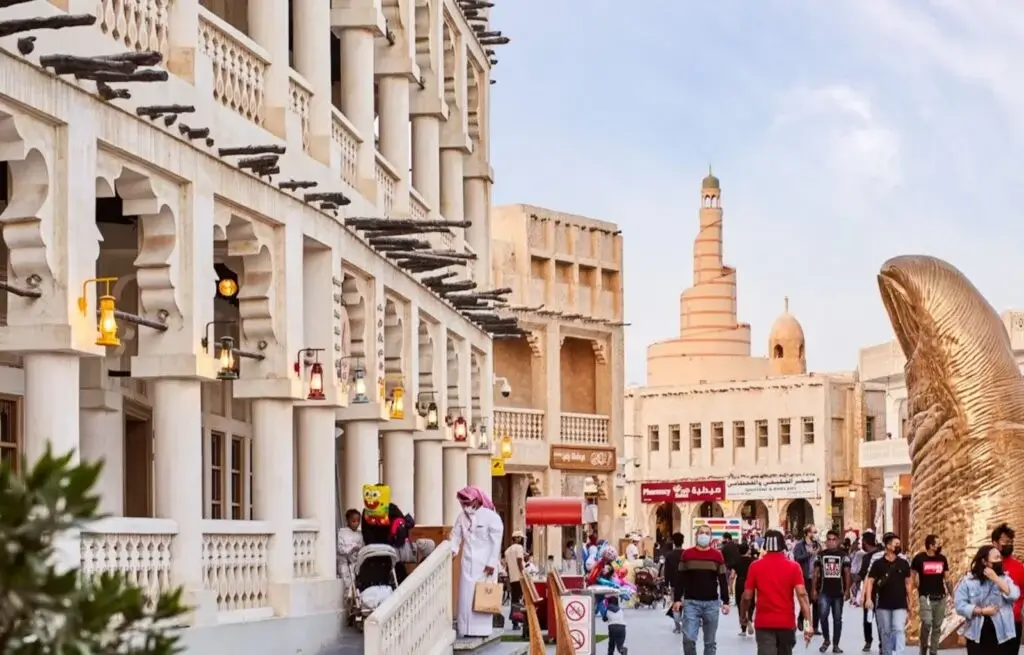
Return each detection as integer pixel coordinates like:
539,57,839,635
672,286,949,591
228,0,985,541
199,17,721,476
346,218,472,230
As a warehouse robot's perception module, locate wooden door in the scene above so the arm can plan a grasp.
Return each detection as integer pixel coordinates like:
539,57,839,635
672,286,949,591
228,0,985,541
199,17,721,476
893,496,912,539
123,413,153,517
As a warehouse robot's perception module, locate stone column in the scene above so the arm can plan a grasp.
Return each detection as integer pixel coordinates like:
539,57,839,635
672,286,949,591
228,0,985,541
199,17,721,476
79,408,125,516
414,435,444,525
166,0,199,82
382,429,415,513
378,74,411,215
341,420,380,511
544,326,562,562
440,149,464,224
411,114,441,210
252,399,295,585
153,379,204,590
463,175,490,284
297,406,337,579
291,0,333,163
442,443,468,525
467,450,492,492
338,26,379,199
248,1,291,138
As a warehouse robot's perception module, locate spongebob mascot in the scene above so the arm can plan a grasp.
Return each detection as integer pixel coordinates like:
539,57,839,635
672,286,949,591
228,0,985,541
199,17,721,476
360,484,412,584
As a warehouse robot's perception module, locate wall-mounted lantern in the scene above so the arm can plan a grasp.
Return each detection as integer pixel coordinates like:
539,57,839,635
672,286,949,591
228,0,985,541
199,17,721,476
294,348,327,401
78,277,120,347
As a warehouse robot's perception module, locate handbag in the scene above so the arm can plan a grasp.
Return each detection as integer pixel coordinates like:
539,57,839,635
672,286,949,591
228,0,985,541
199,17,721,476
473,580,504,614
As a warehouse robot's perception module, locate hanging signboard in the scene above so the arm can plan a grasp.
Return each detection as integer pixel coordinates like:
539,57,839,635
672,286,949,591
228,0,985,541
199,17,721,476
640,480,726,503
725,473,818,500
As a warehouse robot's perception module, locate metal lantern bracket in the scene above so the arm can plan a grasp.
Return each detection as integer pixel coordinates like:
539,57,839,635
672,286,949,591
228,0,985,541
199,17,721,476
293,347,326,373
0,273,42,299
201,320,266,360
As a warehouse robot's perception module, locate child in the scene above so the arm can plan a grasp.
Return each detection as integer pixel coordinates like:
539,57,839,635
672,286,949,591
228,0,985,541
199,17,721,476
605,595,627,655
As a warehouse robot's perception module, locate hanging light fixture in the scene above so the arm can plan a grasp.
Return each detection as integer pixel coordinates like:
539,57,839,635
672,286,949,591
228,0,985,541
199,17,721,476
217,336,238,380
389,383,405,419
426,401,439,429
77,277,121,347
453,415,468,442
500,435,513,459
294,348,327,401
217,277,239,298
352,363,368,403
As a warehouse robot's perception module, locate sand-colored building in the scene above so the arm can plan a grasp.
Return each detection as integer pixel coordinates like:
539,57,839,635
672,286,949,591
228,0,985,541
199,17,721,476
858,310,1024,536
625,173,881,542
489,204,625,559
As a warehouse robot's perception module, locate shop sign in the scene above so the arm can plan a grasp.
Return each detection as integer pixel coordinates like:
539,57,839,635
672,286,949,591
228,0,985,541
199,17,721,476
549,444,617,472
726,473,818,500
640,480,726,503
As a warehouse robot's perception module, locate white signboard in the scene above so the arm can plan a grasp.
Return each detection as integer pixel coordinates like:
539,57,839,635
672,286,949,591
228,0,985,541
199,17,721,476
726,473,818,500
561,593,594,655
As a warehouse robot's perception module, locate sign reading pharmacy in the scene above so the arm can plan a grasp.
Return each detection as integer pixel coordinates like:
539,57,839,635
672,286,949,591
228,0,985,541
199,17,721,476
640,480,726,503
725,473,819,500
549,445,616,472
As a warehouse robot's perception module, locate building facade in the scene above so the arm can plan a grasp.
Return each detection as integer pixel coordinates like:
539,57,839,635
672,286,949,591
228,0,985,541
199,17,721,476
489,204,625,560
0,0,498,652
624,173,881,543
857,310,1024,536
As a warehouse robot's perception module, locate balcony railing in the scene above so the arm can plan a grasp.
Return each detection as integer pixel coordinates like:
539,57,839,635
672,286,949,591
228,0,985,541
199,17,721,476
859,438,910,469
292,518,318,578
201,519,273,618
495,408,545,441
288,70,313,153
80,517,177,602
99,0,171,59
365,540,454,655
198,8,269,126
331,109,361,188
410,189,429,221
375,152,399,216
561,413,610,445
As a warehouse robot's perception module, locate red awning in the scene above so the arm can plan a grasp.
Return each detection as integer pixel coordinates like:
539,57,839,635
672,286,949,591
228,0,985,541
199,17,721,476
525,496,584,526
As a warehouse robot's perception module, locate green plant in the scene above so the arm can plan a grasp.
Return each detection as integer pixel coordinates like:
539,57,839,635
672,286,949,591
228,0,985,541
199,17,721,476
0,447,188,654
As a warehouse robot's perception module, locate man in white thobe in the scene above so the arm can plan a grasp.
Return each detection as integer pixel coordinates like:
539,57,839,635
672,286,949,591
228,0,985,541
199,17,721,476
450,485,504,638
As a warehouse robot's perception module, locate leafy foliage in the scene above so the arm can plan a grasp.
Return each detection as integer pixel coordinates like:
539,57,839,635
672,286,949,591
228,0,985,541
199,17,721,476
0,447,188,654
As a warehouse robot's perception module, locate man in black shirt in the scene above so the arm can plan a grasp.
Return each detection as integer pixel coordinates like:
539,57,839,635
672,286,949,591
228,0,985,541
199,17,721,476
856,532,879,652
910,534,949,655
812,530,851,653
864,533,912,655
662,532,685,633
730,543,755,636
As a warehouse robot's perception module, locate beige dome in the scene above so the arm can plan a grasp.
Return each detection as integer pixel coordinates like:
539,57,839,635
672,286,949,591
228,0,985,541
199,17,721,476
768,297,806,375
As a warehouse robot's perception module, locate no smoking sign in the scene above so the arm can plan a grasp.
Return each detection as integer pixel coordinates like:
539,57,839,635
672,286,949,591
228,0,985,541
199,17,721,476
560,594,593,655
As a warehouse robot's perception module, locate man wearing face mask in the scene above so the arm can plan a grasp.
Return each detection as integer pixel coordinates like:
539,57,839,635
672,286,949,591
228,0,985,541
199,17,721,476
991,523,1024,650
911,534,950,655
793,524,822,635
671,525,730,655
450,485,504,638
864,534,912,655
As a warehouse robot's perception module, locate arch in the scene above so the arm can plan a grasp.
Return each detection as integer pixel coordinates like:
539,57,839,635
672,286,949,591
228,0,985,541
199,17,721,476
655,502,682,544
773,344,784,358
703,195,712,208
696,501,724,518
337,303,353,382
798,343,805,359
441,19,459,112
740,500,770,529
417,320,435,400
413,0,438,81
784,499,815,535
2,146,59,285
383,299,404,388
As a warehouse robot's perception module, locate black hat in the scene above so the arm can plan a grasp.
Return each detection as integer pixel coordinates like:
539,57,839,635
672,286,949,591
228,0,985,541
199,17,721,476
763,529,786,552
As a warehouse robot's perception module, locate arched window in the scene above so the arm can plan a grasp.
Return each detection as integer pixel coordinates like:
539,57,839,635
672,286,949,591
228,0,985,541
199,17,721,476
798,343,805,359
773,344,784,358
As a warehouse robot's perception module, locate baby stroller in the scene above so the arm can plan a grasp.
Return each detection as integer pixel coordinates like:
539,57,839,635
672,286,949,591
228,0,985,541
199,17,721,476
633,567,663,608
347,544,399,631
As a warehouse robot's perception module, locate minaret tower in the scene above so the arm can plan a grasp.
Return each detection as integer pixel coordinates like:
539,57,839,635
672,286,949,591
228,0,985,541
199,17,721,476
674,170,752,357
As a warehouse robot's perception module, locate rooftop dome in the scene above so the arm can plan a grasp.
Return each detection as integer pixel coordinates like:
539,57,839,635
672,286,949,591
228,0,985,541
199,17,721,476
769,297,805,344
701,169,720,190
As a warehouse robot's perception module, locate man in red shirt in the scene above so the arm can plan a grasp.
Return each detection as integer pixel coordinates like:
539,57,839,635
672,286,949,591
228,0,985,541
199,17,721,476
741,530,814,655
991,523,1024,649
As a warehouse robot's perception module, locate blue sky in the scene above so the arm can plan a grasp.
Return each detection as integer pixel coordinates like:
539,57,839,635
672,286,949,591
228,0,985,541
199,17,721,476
486,0,1024,384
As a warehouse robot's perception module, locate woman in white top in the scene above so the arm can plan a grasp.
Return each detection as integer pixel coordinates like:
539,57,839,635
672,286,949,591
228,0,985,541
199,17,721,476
450,485,504,638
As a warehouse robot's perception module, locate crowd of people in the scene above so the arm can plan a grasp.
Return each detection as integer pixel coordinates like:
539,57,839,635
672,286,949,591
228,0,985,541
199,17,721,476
655,522,1024,655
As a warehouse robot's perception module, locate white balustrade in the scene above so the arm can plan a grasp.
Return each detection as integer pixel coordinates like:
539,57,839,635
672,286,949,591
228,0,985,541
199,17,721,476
494,408,545,441
80,517,177,601
364,540,454,655
288,70,313,153
560,412,610,445
292,519,318,579
201,520,273,618
332,109,362,188
198,8,269,126
375,152,399,216
410,189,429,221
99,0,171,59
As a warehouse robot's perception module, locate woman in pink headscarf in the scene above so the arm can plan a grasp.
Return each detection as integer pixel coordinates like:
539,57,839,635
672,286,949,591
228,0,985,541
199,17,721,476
450,485,504,638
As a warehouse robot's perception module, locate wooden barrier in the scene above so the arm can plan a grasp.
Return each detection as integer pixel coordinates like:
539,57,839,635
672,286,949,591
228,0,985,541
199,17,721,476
517,561,547,655
546,570,575,655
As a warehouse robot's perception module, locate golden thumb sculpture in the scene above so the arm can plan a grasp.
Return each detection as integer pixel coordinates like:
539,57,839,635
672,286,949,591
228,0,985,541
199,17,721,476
877,255,1024,643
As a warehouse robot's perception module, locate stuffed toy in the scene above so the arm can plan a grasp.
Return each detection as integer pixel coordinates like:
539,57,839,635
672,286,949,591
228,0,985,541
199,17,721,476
360,483,413,548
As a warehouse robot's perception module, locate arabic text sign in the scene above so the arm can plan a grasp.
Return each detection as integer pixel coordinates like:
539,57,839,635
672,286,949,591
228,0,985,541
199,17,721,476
640,480,726,503
549,445,617,472
725,474,818,500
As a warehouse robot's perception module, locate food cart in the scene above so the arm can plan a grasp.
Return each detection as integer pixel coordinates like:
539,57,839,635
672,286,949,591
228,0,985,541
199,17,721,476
524,496,589,641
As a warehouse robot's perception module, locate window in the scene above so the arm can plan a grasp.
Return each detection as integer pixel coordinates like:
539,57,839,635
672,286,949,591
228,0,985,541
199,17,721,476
669,424,681,451
779,418,791,445
230,436,245,520
756,420,768,448
209,431,224,519
689,423,702,449
733,421,746,448
802,417,815,444
865,415,876,441
648,425,660,451
0,397,19,473
711,422,724,448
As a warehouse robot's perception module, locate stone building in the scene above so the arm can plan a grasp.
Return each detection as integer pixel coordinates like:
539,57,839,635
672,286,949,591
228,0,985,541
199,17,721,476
624,173,880,543
0,0,499,653
858,310,1024,537
489,204,625,560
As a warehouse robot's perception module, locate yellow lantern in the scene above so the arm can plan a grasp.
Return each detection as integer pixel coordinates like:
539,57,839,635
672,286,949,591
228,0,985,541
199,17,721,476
499,435,513,459
217,277,239,298
389,385,405,419
95,295,120,347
